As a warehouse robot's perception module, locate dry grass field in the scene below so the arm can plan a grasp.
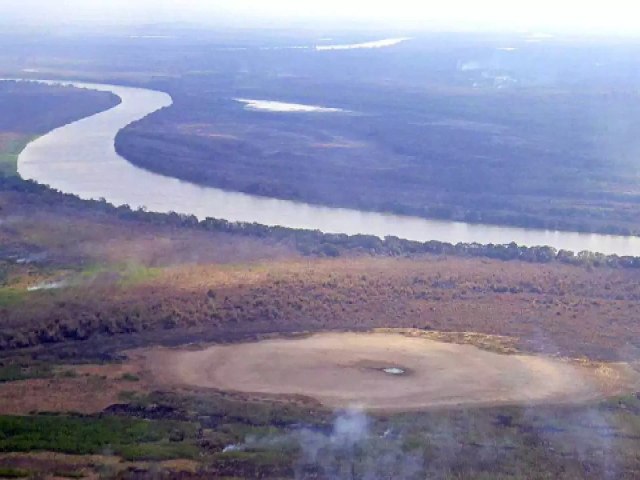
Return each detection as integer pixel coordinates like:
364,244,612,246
6,252,640,362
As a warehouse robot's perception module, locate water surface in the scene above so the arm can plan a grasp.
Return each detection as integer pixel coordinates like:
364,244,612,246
15,79,640,256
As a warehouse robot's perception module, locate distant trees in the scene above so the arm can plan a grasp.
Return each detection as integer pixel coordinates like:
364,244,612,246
0,81,119,134
113,86,640,238
4,176,640,273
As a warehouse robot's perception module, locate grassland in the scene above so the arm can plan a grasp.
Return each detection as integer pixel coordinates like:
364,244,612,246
0,415,197,459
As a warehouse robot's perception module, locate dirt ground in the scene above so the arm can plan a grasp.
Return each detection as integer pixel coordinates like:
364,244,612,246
135,332,640,411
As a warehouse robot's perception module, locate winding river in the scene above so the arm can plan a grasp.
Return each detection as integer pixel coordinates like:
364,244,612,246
14,80,640,256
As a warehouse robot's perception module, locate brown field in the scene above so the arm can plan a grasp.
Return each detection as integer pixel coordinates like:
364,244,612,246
0,362,151,415
7,254,640,363
135,332,640,411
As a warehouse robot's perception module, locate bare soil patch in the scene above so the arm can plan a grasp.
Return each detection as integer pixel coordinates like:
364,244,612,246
136,332,640,411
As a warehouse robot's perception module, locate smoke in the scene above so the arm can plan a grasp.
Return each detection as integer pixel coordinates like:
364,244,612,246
26,279,68,291
287,408,369,478
329,407,370,447
225,407,423,480
221,388,631,478
14,251,47,264
458,60,482,71
520,329,620,479
291,407,423,480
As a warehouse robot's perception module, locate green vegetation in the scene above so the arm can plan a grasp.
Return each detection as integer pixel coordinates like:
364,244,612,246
118,264,162,286
120,373,140,382
0,136,32,177
0,468,29,479
118,443,200,461
135,389,640,478
78,263,161,286
0,415,197,460
0,364,52,383
0,288,26,308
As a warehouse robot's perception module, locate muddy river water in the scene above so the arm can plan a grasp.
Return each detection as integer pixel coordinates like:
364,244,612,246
15,79,640,256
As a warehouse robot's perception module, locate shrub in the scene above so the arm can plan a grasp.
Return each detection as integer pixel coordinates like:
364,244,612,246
0,468,29,478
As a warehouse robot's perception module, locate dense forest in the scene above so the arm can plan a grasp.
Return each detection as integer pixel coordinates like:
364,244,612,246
0,81,119,134
5,32,640,236
117,87,640,236
112,36,640,236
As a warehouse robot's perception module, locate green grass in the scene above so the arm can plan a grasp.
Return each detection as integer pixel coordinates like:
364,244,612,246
0,288,26,308
77,263,162,286
0,415,197,460
0,136,34,177
118,265,162,286
118,443,200,461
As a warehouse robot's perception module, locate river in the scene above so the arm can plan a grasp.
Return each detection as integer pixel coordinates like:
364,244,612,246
14,79,640,256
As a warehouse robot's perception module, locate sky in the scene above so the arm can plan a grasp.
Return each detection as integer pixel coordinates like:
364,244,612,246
1,0,640,35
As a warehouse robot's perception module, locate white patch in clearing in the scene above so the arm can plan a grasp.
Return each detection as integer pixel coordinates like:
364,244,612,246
27,280,67,292
316,38,410,51
234,98,346,113
383,367,405,375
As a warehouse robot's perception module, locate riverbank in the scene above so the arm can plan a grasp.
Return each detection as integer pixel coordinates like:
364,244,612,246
11,79,640,255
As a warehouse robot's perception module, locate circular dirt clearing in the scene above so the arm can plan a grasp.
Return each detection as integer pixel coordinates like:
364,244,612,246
138,332,639,411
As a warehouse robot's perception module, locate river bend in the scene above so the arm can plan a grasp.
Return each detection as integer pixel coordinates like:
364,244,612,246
14,80,640,256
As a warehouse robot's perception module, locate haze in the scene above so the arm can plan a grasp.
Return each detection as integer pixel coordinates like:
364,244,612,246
2,0,640,35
